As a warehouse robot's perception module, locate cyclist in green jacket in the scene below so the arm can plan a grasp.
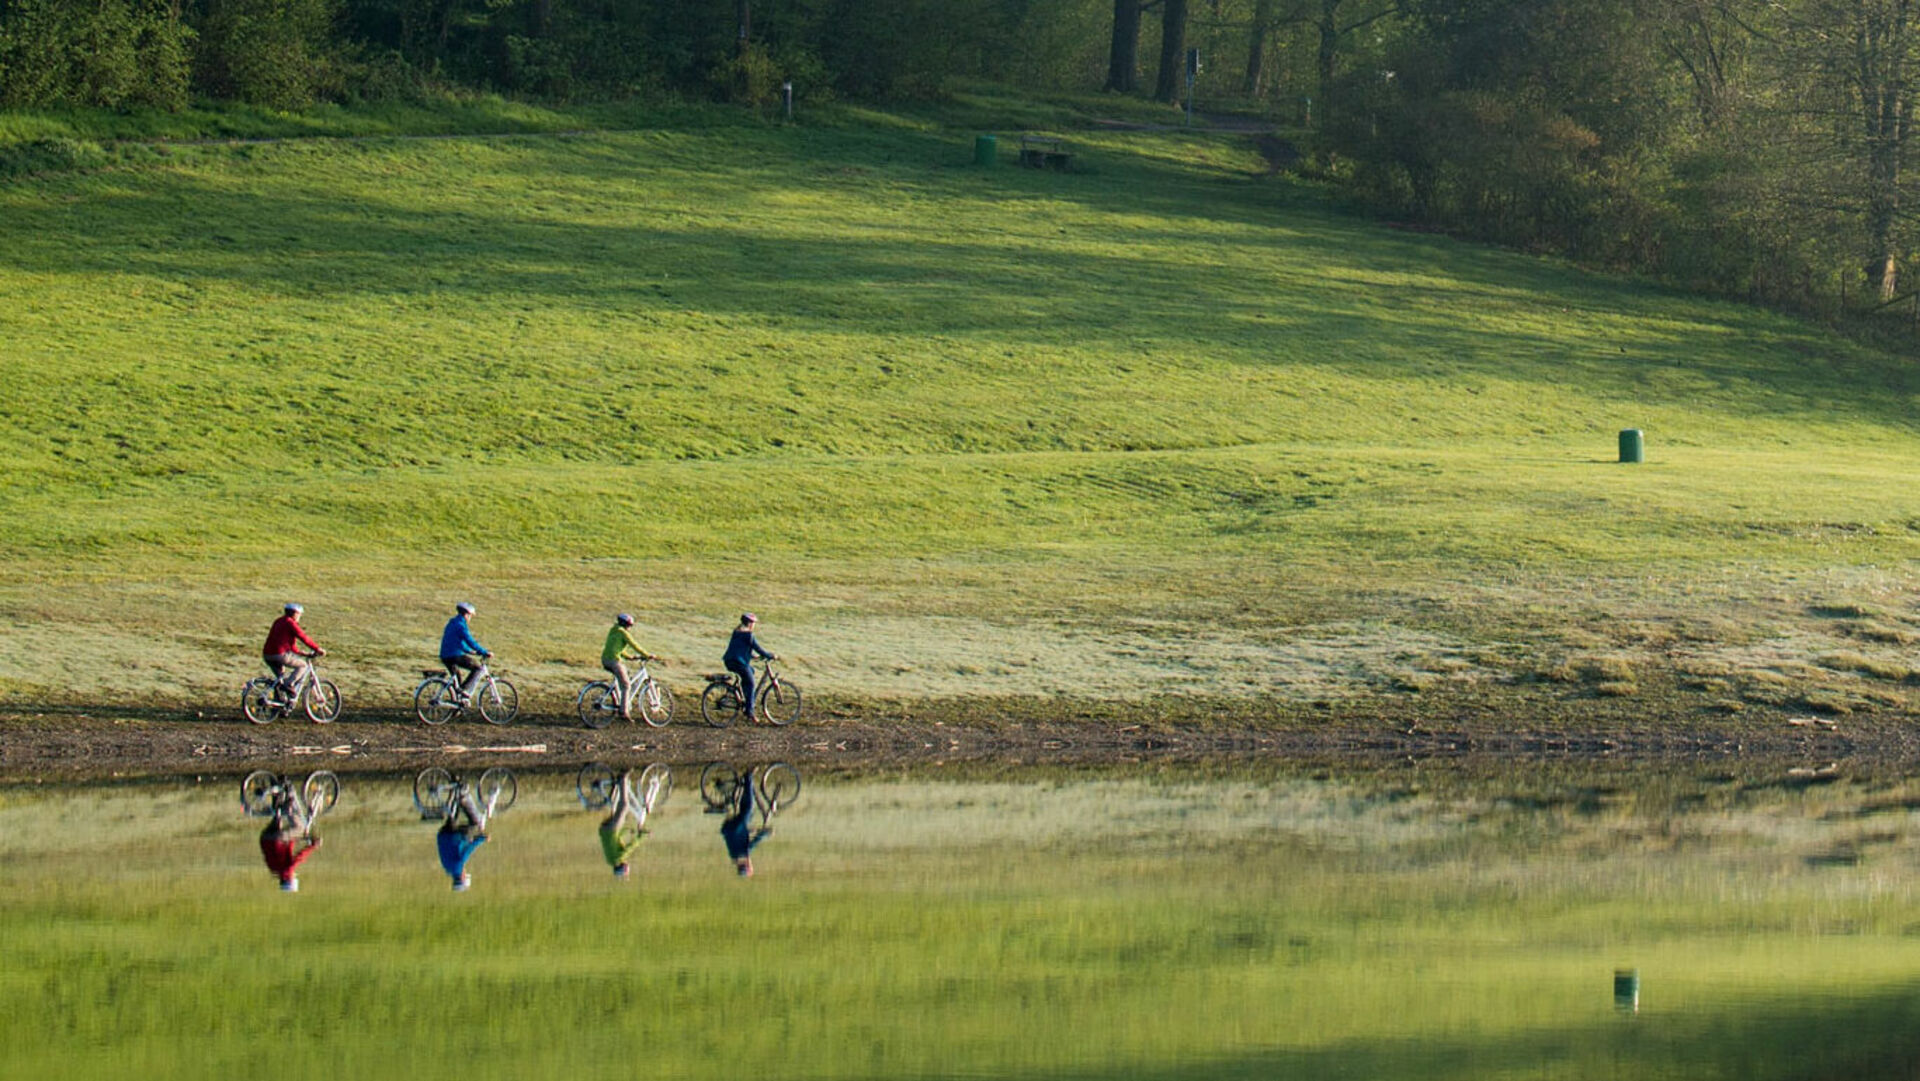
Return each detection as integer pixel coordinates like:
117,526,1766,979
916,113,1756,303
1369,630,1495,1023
602,614,656,721
601,613,654,720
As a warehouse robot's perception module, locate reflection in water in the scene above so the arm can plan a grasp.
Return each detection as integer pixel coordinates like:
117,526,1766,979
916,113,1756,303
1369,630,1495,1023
20,761,1920,1080
576,762,674,880
238,769,338,892
699,762,802,877
413,767,519,892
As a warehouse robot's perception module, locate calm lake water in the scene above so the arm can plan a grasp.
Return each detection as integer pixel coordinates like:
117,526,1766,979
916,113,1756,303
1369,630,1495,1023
7,759,1920,1080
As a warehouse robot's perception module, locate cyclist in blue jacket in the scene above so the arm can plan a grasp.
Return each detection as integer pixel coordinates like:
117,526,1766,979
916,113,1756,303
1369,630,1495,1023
440,602,491,702
723,613,776,719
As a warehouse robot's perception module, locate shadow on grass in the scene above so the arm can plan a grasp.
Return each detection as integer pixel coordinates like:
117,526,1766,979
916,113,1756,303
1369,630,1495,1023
5,118,1917,441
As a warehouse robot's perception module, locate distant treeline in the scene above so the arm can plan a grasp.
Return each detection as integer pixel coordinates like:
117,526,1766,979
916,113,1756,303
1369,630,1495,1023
0,0,1112,110
6,0,1920,319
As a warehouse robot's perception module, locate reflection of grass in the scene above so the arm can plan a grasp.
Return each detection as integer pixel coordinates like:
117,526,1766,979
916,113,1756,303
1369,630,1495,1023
5,102,1920,708
8,771,1920,1079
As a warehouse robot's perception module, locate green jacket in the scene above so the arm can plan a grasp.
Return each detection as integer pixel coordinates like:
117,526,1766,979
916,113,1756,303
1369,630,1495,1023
601,625,648,666
599,822,642,868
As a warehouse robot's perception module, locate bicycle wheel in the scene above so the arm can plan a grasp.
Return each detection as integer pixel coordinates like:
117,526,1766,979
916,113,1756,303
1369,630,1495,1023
240,770,279,815
241,679,278,725
415,679,459,725
758,679,802,727
699,762,740,810
577,682,617,729
575,762,616,809
304,679,342,723
479,679,519,725
637,762,674,809
759,762,802,809
414,767,455,818
478,767,518,812
304,770,341,818
699,680,737,728
637,679,675,728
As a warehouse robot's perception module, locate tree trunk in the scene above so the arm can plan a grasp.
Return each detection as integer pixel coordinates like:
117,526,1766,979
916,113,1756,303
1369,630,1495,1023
1154,0,1189,103
1243,0,1273,95
736,0,751,48
1316,0,1340,123
532,0,552,37
1106,0,1141,92
1856,0,1915,301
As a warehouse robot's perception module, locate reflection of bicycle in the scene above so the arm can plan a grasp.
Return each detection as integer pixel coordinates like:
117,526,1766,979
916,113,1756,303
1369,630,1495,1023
577,665,674,728
414,662,519,726
240,769,341,820
241,654,342,725
698,762,800,820
413,767,518,820
698,660,802,727
577,762,673,812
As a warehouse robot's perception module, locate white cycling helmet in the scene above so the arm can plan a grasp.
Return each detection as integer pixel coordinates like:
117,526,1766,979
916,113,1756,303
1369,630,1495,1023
616,613,634,626
281,876,299,892
456,602,475,615
285,603,303,614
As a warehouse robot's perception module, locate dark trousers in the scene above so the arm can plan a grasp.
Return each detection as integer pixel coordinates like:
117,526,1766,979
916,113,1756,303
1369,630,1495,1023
443,654,482,694
726,660,754,715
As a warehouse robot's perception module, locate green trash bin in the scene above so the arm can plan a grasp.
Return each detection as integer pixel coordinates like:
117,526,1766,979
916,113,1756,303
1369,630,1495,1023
974,134,997,167
1618,429,1644,463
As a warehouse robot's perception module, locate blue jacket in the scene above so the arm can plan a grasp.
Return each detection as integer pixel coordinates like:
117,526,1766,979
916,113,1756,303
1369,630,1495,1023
437,827,486,877
723,628,772,668
440,615,486,660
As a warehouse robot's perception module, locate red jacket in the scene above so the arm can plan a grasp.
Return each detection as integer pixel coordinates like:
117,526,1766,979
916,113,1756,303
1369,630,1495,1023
260,829,316,882
263,615,319,658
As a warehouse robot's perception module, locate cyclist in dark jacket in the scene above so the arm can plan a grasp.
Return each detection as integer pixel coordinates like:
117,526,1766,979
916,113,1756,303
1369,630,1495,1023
723,613,775,719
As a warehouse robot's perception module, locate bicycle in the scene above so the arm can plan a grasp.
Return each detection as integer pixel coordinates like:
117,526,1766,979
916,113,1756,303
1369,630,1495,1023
698,761,801,820
240,769,341,821
698,659,801,727
577,761,674,813
240,653,342,725
413,766,519,821
577,664,675,729
413,660,519,725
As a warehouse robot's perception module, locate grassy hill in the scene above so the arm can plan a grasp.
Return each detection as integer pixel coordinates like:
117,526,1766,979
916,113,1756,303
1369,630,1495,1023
4,92,1919,720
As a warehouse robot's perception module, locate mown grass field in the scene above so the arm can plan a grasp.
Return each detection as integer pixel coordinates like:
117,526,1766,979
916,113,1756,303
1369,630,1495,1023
8,766,1920,1079
4,91,1920,717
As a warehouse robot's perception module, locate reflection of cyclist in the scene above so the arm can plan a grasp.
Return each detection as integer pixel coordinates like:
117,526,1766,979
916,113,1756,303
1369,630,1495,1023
602,614,654,720
599,770,647,879
260,791,319,892
721,777,771,877
263,603,325,701
437,789,488,892
439,602,490,702
723,613,776,717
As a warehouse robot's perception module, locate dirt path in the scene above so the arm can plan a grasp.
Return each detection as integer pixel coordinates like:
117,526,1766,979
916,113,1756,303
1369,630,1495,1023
1,681,1892,780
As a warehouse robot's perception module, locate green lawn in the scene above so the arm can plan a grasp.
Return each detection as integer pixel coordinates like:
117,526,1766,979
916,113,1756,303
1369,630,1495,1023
3,95,1919,715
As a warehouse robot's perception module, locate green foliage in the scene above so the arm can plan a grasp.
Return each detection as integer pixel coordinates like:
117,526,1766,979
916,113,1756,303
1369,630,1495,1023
0,0,191,110
190,0,343,108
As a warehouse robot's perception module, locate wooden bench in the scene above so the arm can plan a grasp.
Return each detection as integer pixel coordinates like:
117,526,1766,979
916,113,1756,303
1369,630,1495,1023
1018,134,1073,171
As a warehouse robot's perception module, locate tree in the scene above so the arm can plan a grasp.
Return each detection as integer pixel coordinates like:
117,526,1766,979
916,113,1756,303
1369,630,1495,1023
1243,0,1275,94
1778,0,1920,299
1153,0,1188,101
1106,0,1143,91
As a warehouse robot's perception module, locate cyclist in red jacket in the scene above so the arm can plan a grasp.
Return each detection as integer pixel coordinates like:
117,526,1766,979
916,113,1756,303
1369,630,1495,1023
263,603,326,702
